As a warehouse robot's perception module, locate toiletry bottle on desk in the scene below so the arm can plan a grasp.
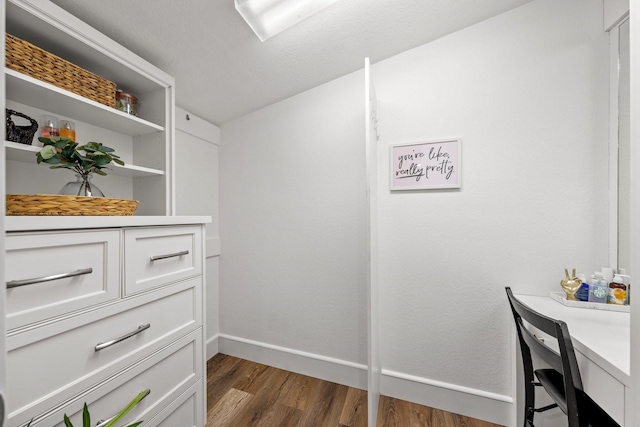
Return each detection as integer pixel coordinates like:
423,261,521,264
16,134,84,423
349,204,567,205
576,273,590,301
619,269,631,305
589,273,608,303
608,274,628,305
622,276,630,305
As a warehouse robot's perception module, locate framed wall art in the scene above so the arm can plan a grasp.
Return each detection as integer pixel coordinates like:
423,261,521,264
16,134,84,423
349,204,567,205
390,138,461,190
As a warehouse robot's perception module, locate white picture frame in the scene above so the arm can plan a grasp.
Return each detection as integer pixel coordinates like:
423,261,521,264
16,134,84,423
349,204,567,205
390,138,461,190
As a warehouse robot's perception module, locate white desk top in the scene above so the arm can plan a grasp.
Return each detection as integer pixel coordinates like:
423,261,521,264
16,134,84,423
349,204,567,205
516,295,630,387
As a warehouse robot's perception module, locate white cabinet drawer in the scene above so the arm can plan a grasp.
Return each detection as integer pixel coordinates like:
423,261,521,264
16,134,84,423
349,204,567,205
7,280,201,426
124,226,202,295
146,383,203,427
36,330,203,427
5,230,119,330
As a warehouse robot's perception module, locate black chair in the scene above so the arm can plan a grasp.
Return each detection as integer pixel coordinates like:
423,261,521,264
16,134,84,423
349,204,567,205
505,287,620,427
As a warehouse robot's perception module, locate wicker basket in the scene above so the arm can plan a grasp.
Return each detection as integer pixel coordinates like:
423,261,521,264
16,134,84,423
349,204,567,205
6,109,38,144
6,194,139,216
5,33,116,108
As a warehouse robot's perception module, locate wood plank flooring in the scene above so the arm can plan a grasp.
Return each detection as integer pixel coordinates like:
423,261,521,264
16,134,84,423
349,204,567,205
206,354,503,427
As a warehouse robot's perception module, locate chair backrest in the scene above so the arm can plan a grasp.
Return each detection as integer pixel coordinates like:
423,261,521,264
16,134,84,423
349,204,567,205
505,287,584,424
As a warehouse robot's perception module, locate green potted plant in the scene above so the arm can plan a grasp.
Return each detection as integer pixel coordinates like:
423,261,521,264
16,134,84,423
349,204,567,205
36,136,124,197
26,389,149,427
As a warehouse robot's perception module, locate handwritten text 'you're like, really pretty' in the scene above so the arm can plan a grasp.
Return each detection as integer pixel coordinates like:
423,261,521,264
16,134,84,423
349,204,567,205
396,146,454,181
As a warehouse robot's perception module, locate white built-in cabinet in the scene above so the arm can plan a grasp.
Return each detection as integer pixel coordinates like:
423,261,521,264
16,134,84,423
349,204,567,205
4,0,175,215
1,0,6,425
2,1,208,426
5,220,207,427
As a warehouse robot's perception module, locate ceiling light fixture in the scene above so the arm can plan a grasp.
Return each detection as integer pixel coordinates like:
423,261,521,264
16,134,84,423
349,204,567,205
235,0,340,42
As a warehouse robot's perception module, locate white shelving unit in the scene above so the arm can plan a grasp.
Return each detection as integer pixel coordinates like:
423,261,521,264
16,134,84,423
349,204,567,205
4,141,164,178
4,0,176,215
2,2,207,426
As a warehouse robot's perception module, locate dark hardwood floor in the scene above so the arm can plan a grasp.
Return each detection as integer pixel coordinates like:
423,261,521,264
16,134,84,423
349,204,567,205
206,354,503,427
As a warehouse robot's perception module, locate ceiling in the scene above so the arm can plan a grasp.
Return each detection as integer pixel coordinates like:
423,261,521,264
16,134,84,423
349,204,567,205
50,0,532,126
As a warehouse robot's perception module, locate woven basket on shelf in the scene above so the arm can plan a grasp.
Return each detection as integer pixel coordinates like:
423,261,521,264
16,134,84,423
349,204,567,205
6,194,139,216
5,33,116,108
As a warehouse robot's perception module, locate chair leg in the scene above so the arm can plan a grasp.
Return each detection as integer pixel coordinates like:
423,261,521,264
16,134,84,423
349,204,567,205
524,381,536,427
534,403,559,413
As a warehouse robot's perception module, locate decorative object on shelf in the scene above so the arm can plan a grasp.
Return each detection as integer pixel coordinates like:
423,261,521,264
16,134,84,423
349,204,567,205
60,174,105,197
6,108,38,145
116,90,139,116
560,268,581,301
40,114,59,139
6,194,139,216
5,33,116,107
36,136,124,197
59,119,76,141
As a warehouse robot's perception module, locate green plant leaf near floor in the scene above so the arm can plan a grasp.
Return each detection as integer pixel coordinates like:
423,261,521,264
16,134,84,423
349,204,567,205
52,388,149,427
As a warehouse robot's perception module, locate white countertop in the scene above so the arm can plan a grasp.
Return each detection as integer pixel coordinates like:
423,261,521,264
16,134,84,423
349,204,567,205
516,294,630,386
6,215,211,232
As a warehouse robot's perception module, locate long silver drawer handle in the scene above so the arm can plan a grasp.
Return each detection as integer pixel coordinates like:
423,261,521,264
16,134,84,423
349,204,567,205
6,267,93,289
95,323,151,352
149,250,189,262
96,389,151,427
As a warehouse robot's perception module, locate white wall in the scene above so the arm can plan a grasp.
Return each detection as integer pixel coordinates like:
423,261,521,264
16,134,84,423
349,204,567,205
174,107,220,359
375,0,608,424
220,71,369,387
219,0,609,424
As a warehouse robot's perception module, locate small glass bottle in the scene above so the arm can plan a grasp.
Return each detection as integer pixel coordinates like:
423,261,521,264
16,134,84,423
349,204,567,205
40,115,59,138
59,120,76,142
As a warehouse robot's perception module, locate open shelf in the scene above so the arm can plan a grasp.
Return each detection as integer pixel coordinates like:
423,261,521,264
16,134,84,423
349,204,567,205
5,0,175,216
5,69,164,136
4,141,164,178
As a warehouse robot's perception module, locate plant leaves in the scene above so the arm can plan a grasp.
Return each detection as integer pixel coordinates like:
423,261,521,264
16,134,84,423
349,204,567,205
82,403,90,427
103,389,149,427
63,413,74,427
125,422,144,427
112,158,125,166
62,148,77,159
46,157,62,165
36,138,119,177
94,156,110,166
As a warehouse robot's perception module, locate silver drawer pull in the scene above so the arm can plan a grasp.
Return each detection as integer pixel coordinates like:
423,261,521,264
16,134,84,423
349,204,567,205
6,267,93,289
96,389,151,427
95,323,151,352
150,250,189,262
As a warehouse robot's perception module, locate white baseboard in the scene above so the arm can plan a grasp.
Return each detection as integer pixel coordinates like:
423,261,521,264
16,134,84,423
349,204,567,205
218,334,368,389
215,334,514,426
206,334,219,360
381,369,514,427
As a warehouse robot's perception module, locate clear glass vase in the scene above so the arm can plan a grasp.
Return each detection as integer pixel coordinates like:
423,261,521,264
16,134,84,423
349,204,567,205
59,173,105,197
